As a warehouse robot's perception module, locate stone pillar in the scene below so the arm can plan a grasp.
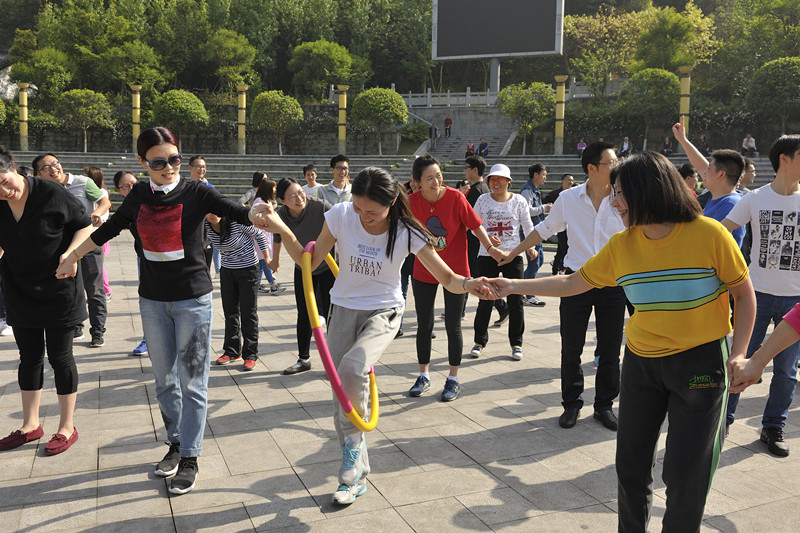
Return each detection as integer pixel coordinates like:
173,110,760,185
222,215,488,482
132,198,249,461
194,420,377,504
129,84,142,154
237,85,248,155
17,83,29,152
554,75,568,155
337,85,349,155
489,58,500,93
679,66,693,139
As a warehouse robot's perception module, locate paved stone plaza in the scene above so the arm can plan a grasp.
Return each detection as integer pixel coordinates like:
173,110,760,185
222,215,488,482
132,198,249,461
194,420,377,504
0,232,798,532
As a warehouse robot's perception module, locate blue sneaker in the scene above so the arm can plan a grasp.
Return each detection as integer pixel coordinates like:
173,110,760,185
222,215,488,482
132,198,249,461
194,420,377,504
441,378,460,402
339,436,365,486
332,479,367,505
132,340,147,356
408,375,430,397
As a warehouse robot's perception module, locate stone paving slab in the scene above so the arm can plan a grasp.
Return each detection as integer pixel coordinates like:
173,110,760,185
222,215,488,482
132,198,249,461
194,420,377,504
0,232,798,532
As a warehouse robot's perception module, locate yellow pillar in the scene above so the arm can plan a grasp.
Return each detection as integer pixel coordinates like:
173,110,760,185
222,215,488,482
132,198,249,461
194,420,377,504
129,84,142,154
237,85,248,155
554,75,568,155
17,83,29,152
337,85,349,155
678,66,693,140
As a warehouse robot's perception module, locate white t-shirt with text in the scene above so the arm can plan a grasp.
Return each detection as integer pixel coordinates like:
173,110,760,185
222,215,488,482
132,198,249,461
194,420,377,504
326,202,427,310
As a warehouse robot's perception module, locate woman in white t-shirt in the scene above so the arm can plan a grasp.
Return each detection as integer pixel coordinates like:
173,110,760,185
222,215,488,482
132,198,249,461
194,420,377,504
259,167,495,506
471,163,535,361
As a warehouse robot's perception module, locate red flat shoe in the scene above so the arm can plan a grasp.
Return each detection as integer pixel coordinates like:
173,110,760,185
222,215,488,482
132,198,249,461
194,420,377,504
45,427,79,455
0,425,44,450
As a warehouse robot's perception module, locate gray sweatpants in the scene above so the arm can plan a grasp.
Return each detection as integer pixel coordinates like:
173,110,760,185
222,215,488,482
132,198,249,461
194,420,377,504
327,304,402,447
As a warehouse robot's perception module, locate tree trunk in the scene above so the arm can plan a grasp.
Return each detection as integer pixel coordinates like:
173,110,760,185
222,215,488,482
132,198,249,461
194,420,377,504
278,137,284,156
83,127,88,152
377,127,383,156
642,123,649,151
522,130,527,156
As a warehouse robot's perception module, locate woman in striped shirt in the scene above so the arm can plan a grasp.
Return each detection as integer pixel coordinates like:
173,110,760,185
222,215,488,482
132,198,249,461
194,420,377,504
205,213,269,371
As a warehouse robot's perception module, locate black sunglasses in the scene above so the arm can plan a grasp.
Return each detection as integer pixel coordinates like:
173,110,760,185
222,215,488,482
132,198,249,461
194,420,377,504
145,153,182,171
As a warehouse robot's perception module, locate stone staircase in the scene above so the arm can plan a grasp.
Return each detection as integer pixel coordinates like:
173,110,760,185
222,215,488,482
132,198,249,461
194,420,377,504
15,150,777,207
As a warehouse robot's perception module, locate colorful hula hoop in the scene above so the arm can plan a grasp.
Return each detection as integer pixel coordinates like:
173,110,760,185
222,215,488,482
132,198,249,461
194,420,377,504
302,241,379,432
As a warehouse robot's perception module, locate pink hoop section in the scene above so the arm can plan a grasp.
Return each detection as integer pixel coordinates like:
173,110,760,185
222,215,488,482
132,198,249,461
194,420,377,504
302,241,378,431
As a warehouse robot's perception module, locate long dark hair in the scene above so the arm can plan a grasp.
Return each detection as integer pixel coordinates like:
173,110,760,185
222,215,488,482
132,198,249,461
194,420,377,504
256,178,277,203
207,216,231,243
252,171,267,188
612,151,701,226
351,167,432,259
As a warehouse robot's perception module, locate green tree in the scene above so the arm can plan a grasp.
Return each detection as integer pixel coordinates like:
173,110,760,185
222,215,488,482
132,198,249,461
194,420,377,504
289,39,352,102
564,8,644,101
633,2,717,72
351,88,408,155
147,0,211,88
201,29,257,92
0,100,6,126
251,90,304,155
747,57,800,134
56,89,114,152
617,68,680,149
496,82,556,155
100,40,166,95
151,90,210,149
10,47,73,107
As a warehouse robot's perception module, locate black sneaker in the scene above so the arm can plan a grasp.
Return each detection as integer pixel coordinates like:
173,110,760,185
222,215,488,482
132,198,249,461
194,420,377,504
90,333,104,348
169,457,198,495
493,310,509,326
154,442,181,477
760,427,790,457
73,326,85,341
283,358,311,375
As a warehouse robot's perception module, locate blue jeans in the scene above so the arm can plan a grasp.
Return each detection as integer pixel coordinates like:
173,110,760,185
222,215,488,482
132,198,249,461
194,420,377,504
523,242,544,280
258,259,275,285
140,293,213,457
726,291,800,428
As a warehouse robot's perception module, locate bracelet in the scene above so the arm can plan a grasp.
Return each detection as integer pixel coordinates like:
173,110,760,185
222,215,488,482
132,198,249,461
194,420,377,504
462,276,472,291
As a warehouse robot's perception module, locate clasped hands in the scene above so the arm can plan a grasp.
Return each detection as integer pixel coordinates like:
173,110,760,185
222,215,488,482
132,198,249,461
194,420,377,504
727,356,766,394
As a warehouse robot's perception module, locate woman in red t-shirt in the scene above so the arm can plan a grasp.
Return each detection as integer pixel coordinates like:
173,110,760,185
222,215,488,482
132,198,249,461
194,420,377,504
406,154,501,402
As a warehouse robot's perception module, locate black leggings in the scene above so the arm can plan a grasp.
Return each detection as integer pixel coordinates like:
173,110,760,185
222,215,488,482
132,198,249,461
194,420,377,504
294,267,335,359
412,279,467,367
14,326,78,394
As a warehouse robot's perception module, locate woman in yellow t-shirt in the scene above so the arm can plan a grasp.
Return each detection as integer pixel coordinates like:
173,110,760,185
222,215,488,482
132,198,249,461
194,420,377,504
491,151,756,532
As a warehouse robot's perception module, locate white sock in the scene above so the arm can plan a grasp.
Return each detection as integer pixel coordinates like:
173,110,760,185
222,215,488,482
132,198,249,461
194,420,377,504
420,372,430,380
447,375,459,383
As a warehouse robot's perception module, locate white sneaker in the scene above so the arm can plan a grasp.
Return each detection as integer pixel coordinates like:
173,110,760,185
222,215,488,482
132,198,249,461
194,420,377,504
0,323,10,336
339,435,366,486
511,346,523,360
332,479,367,505
470,345,483,358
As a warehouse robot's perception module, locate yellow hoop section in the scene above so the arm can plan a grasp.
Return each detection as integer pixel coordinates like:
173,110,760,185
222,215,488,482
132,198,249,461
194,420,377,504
301,245,379,432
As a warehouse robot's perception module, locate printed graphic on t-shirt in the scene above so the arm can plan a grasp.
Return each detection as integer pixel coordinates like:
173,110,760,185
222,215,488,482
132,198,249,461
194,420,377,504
487,221,513,238
138,204,185,261
758,209,800,270
349,243,383,276
426,216,447,251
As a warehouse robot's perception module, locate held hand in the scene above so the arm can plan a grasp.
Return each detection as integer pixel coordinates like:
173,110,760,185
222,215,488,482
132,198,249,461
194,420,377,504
249,203,284,233
489,235,502,247
672,122,687,143
728,357,766,394
496,250,513,266
55,252,78,279
544,203,552,212
525,247,539,261
487,277,515,299
268,258,279,273
91,214,103,227
487,246,505,262
466,277,499,300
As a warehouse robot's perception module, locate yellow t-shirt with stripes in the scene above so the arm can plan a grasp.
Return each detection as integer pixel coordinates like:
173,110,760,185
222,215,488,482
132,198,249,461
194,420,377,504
579,217,749,357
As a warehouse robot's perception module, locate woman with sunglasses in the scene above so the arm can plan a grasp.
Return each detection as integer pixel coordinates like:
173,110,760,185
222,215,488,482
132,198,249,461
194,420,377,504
0,146,92,456
489,151,756,532
56,127,262,495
